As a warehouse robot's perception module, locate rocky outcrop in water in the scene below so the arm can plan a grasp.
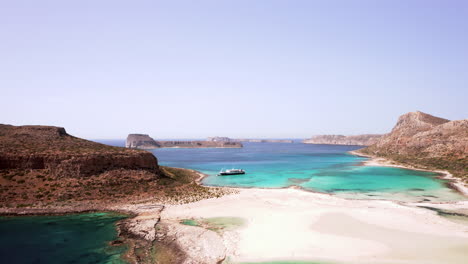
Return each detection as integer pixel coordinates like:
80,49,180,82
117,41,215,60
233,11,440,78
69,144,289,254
126,134,161,149
303,134,382,146
358,111,468,179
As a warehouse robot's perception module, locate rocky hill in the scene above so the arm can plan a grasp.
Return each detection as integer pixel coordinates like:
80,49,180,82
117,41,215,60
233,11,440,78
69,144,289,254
357,111,468,179
0,125,160,177
0,125,230,208
303,134,382,146
126,134,243,149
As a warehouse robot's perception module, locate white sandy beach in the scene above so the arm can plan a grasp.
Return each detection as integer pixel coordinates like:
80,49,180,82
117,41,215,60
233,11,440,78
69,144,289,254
161,188,468,264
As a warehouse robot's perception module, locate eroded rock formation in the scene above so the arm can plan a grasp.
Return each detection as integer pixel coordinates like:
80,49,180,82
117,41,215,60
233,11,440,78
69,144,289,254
0,125,160,178
126,134,161,149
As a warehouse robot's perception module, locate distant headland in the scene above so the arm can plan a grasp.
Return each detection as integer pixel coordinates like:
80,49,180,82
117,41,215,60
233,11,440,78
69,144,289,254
303,134,382,146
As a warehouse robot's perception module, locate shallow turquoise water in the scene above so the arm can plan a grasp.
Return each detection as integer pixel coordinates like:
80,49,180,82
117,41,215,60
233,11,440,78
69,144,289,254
151,142,465,202
0,212,127,264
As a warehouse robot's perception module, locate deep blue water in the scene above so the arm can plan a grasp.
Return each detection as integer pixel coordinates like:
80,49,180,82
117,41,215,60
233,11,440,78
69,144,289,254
0,213,127,264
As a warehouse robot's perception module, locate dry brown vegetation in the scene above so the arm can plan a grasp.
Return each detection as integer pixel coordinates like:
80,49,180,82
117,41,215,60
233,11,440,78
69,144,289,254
0,166,234,208
358,112,468,181
0,124,234,209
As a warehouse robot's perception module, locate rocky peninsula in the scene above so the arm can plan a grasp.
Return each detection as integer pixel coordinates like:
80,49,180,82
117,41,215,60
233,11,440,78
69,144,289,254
356,111,468,181
0,124,235,263
0,124,233,207
126,134,243,149
303,134,382,146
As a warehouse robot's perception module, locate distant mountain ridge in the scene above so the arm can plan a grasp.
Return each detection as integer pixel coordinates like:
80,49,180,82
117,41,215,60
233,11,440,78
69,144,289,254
303,134,382,146
357,111,468,179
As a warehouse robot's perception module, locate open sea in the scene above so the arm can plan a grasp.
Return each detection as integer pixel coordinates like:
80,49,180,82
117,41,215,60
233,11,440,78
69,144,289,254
1,140,465,264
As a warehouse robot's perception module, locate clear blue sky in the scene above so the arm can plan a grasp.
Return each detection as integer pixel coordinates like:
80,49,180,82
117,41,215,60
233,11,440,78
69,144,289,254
1,0,467,139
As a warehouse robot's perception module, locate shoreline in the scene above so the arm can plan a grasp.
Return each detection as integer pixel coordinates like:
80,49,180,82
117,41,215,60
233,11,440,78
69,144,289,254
3,159,468,263
349,150,468,197
193,155,468,202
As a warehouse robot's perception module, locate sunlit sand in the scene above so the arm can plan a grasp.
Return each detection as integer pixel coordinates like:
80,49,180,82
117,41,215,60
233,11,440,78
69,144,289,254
162,188,468,263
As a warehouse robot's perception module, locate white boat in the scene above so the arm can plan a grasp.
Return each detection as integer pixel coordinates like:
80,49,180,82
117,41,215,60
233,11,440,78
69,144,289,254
217,168,245,176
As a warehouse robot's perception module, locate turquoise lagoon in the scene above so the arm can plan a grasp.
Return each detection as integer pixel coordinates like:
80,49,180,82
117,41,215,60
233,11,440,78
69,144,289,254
151,142,465,202
0,213,127,264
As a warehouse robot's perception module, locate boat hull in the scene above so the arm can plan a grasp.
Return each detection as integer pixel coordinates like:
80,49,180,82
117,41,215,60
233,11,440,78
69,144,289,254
218,172,245,176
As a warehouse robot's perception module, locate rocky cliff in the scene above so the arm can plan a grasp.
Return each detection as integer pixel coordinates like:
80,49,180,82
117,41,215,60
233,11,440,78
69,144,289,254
357,111,468,179
0,125,160,178
303,134,382,146
0,124,169,206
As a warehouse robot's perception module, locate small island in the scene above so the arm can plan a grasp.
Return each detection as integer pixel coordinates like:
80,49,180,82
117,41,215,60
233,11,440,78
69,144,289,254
207,136,294,143
126,134,243,149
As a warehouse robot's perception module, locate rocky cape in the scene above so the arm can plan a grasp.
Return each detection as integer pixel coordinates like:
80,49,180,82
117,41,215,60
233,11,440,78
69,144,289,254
0,125,160,178
303,134,382,146
356,111,468,180
0,124,235,263
126,134,243,149
0,125,230,208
